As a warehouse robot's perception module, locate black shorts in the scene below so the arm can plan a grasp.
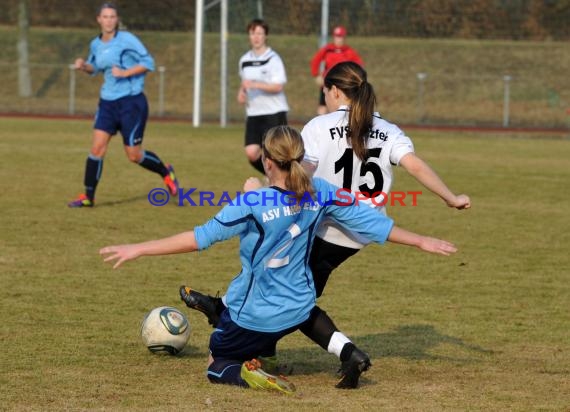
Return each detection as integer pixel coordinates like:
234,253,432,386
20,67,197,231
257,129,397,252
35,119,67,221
244,111,288,147
309,236,360,298
318,88,326,106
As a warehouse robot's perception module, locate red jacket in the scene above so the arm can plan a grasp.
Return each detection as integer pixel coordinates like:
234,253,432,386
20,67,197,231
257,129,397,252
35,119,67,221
310,44,363,77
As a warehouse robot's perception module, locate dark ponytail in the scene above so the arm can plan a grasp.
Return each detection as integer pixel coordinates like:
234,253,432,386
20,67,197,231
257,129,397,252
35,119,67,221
324,62,376,160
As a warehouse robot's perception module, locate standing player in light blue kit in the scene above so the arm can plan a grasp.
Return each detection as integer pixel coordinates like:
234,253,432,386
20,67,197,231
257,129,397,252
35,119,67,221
100,126,457,394
68,2,178,208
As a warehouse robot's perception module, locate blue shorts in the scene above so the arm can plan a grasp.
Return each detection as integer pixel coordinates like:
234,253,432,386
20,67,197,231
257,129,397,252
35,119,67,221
209,309,298,361
94,93,148,147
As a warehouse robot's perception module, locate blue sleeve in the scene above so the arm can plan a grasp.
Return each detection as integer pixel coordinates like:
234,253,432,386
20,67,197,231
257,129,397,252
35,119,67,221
194,202,251,250
86,39,100,75
123,32,155,72
319,179,394,244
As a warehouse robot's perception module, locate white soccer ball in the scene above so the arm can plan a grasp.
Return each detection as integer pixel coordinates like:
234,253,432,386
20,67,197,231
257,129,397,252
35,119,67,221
140,306,191,355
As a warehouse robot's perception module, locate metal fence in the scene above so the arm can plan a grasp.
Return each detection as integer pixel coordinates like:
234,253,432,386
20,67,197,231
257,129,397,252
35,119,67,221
2,1,570,130
1,61,568,131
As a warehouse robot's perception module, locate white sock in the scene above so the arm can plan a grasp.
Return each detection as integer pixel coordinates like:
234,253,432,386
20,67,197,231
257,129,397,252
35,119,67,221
327,331,351,359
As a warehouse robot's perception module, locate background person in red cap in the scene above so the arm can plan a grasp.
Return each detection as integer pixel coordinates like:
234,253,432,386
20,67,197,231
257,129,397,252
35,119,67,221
310,26,364,115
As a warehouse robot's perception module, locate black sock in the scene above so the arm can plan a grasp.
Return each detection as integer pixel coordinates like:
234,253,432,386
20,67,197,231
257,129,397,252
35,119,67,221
207,359,249,387
249,157,265,174
340,342,356,362
299,306,338,351
84,155,103,201
138,150,169,177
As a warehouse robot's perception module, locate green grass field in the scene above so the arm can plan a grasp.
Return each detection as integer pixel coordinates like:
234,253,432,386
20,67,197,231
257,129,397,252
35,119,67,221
1,118,569,410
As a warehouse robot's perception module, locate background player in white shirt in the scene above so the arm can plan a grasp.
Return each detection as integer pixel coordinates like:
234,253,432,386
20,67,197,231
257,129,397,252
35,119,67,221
237,19,289,174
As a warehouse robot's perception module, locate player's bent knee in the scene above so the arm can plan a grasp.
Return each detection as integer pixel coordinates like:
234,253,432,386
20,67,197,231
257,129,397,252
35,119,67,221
246,155,260,163
127,153,141,163
90,146,107,158
244,145,261,162
125,147,143,163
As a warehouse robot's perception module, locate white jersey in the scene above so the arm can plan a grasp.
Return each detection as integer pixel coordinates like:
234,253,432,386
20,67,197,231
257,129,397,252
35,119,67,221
301,105,414,249
238,47,289,116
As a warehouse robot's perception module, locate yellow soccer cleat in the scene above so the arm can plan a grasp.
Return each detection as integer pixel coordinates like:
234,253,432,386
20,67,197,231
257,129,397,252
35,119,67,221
241,358,296,395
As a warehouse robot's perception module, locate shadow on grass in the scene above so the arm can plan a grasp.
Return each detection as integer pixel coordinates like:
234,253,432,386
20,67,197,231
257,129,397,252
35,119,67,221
280,324,494,375
170,324,494,388
361,324,493,360
96,195,149,207
177,344,205,358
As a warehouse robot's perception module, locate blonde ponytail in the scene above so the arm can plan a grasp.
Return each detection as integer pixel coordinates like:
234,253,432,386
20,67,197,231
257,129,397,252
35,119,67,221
263,126,315,203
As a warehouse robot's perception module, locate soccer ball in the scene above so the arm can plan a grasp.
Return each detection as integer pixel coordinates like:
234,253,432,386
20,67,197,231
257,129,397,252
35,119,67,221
140,306,191,355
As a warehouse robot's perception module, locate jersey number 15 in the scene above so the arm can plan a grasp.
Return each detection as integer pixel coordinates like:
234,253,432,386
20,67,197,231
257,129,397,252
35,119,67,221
334,148,384,196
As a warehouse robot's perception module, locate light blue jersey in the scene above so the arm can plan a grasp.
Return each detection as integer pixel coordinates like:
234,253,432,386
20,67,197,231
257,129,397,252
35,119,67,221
194,178,394,333
86,31,155,101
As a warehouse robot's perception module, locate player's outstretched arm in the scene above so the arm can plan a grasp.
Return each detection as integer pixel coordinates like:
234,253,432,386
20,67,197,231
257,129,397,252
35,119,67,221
100,231,198,269
399,153,471,210
388,226,457,256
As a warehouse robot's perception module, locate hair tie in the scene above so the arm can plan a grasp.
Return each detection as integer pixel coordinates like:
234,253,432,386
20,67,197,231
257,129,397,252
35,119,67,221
278,160,291,169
